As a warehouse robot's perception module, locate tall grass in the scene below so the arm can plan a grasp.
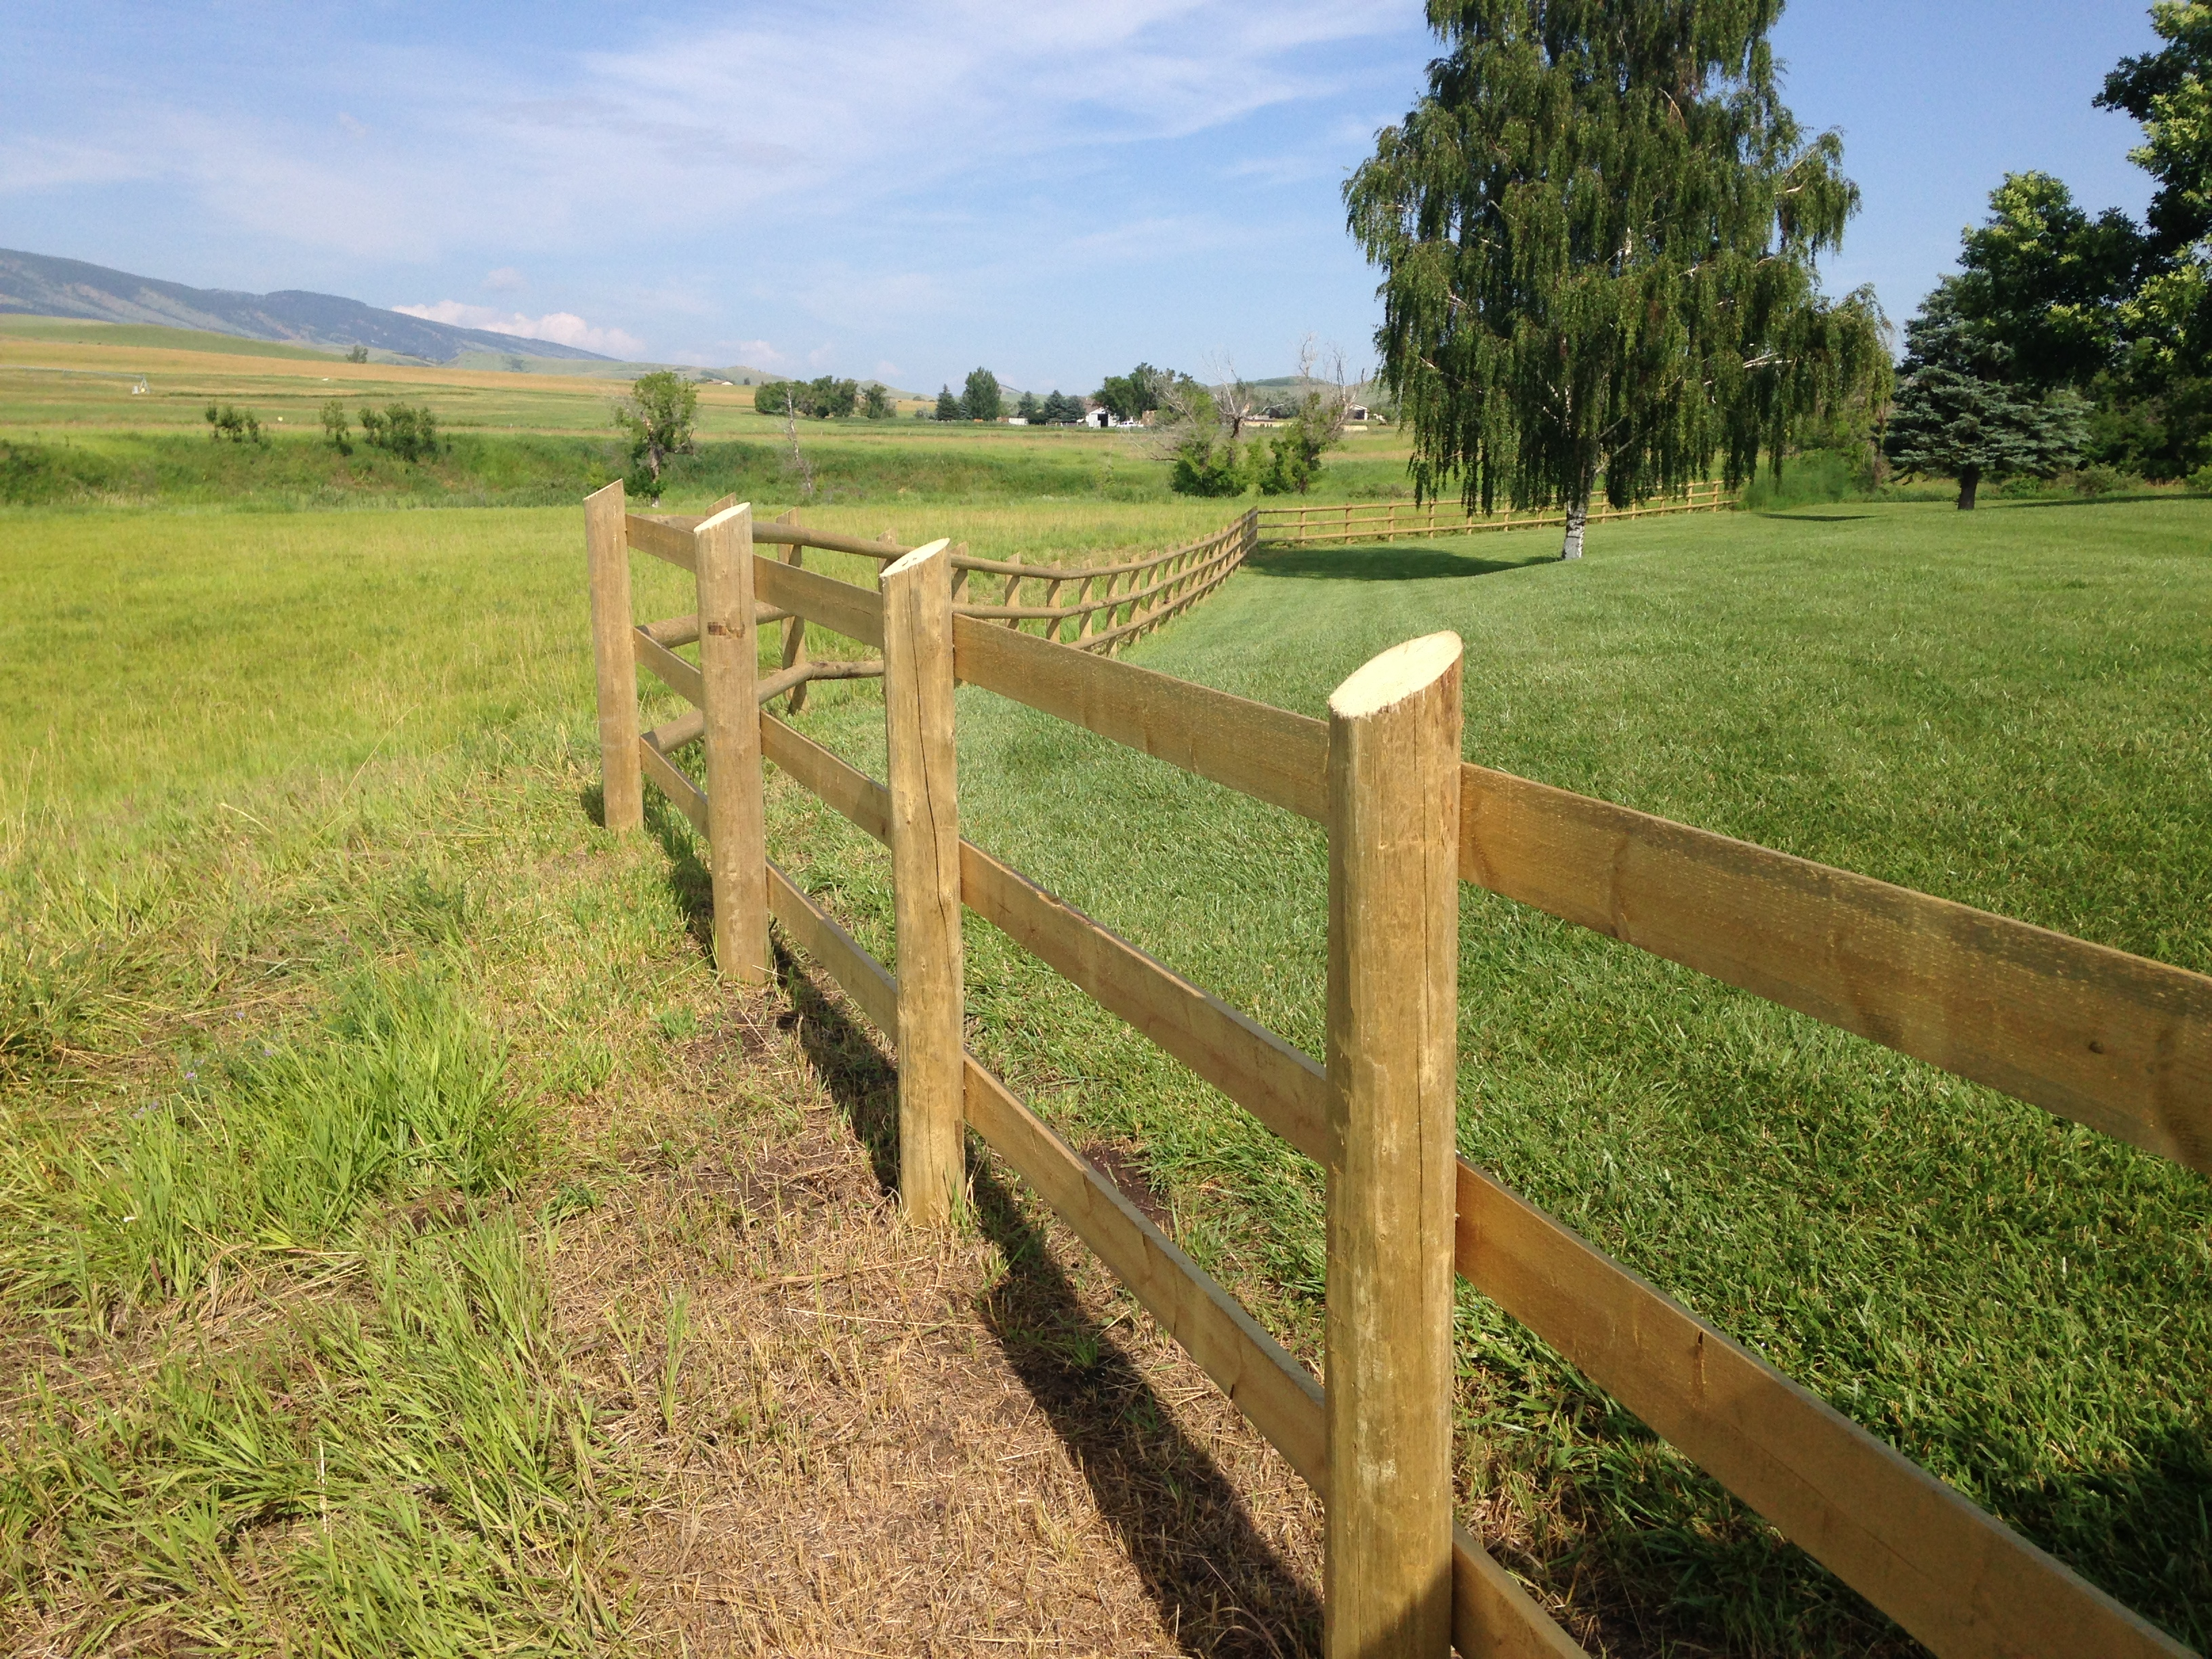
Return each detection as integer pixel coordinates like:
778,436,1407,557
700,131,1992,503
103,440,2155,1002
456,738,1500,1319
1,1220,622,1654
1,968,527,1317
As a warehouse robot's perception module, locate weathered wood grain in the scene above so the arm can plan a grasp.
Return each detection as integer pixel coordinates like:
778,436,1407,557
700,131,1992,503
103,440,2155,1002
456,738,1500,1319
586,480,641,833
1324,633,1464,1659
882,539,964,1225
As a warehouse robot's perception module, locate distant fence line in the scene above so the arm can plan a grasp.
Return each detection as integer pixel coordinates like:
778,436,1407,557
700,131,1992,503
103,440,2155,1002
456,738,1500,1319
1255,477,1734,546
586,480,2207,1659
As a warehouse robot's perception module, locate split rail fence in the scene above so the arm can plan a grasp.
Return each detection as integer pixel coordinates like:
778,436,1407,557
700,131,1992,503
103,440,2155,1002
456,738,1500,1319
1256,478,1733,547
586,480,2207,1659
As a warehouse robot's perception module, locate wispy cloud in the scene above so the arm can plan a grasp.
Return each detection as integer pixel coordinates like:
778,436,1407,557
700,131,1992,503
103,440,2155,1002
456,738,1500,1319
391,300,645,358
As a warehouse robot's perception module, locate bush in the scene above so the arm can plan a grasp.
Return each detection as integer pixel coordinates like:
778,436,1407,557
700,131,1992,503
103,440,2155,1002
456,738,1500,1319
321,399,351,455
1168,431,1248,497
359,404,440,463
1743,447,1871,509
204,403,264,446
2069,463,2126,495
2189,462,2212,493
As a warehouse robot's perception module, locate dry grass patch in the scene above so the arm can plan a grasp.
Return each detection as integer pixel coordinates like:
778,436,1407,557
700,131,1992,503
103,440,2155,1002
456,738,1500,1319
559,964,1325,1658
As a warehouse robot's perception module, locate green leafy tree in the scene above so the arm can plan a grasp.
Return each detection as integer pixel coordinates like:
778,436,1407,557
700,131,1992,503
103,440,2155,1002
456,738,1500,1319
1093,365,1163,424
2092,3,2212,474
1345,0,1891,558
615,370,699,501
1950,173,2144,389
861,382,895,419
935,384,961,421
321,398,351,454
2101,2,2212,260
962,368,1002,422
1016,390,1042,422
344,344,369,364
1884,287,2087,508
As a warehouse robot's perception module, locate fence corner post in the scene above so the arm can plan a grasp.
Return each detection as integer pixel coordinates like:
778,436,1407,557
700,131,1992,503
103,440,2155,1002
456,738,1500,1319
696,501,769,985
882,537,964,1225
586,479,642,834
1324,630,1464,1659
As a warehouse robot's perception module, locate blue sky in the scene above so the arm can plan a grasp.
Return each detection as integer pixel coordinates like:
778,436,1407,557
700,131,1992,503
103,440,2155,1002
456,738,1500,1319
0,2,2163,390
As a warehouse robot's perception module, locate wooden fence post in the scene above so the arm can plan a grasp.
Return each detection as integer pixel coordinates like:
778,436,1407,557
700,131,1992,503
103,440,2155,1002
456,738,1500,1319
586,480,642,834
882,537,964,1224
1324,631,1464,1659
776,508,810,713
696,502,769,985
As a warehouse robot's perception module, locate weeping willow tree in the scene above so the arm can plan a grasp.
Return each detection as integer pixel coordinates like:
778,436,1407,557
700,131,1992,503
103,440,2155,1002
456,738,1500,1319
1345,0,1891,557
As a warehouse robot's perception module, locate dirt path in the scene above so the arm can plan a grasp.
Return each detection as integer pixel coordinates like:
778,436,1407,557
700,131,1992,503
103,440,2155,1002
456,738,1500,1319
558,954,1325,1658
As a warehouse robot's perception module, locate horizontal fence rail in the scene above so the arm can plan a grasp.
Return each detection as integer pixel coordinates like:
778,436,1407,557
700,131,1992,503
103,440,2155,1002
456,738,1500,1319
583,480,2206,1659
1255,478,1733,546
635,501,1259,659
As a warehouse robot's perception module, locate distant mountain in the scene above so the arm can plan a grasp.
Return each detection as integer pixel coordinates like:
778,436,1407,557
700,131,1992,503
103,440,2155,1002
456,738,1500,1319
0,249,615,365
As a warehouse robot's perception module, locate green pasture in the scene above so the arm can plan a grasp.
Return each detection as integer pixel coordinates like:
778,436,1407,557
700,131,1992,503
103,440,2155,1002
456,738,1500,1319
2,490,2207,1653
760,497,2212,1652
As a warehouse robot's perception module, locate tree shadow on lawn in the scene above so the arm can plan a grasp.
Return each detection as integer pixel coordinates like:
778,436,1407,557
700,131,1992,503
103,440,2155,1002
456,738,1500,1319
1247,541,1555,581
775,942,1326,1658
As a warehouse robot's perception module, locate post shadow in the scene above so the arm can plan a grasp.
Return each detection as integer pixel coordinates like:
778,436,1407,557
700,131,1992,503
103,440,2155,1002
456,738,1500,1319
773,941,1325,1658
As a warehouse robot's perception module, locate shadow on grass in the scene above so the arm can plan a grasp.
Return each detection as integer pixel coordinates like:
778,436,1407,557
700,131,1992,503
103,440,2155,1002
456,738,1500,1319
1248,541,1553,581
775,941,1324,1658
641,786,715,959
1992,491,2199,510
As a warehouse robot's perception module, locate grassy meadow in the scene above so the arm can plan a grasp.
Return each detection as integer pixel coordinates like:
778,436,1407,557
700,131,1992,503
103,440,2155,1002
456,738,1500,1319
0,316,1416,512
758,496,2212,1654
3,318,2209,1653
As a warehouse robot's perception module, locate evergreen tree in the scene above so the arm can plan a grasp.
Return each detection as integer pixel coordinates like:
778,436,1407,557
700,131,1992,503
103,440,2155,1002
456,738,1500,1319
1345,0,1890,557
935,385,961,422
962,368,1002,422
1884,287,2087,508
1016,390,1042,422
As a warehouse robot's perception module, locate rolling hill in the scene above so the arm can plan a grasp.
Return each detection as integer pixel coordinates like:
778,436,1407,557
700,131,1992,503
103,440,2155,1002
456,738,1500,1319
0,248,613,365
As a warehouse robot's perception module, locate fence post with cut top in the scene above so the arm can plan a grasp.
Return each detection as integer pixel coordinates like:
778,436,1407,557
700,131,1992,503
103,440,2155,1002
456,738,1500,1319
696,501,769,985
1324,631,1465,1659
586,479,641,834
882,537,964,1224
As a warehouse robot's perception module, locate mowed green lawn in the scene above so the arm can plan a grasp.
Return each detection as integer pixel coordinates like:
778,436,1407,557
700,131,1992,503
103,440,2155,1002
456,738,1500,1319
760,497,2212,1653
3,493,2207,1653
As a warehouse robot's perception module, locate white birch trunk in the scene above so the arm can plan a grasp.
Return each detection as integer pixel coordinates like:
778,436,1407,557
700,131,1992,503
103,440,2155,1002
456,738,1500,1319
1559,499,1587,560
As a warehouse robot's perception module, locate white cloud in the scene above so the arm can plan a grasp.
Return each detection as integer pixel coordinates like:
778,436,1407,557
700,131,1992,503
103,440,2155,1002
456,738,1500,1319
391,300,646,357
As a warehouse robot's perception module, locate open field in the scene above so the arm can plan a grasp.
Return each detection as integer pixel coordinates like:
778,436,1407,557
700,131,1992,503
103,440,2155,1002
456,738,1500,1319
0,498,1330,1653
755,496,2212,1653
3,415,2208,1651
0,315,1415,510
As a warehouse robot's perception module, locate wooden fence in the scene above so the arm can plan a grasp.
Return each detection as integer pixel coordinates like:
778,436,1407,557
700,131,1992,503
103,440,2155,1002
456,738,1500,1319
1256,478,1734,547
585,480,2208,1659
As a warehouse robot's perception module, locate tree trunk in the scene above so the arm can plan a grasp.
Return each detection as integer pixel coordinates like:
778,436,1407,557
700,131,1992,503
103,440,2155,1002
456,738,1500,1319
1957,466,1980,511
1560,497,1588,559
